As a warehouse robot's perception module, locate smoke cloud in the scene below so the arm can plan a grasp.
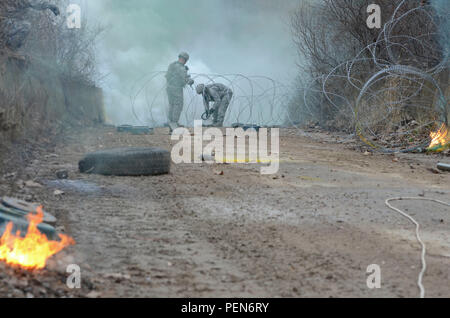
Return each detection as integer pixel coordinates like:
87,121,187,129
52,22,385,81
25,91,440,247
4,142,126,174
431,0,450,55
83,0,298,125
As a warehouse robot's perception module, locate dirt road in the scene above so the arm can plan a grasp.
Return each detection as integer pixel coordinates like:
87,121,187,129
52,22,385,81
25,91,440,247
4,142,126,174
1,126,449,297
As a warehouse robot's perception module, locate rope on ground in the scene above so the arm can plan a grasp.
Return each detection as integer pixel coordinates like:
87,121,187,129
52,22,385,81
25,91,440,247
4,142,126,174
384,197,450,298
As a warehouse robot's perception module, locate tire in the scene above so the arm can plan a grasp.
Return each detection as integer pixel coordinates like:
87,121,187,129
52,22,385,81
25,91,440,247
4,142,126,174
79,147,171,176
117,125,153,135
1,197,57,224
0,212,56,240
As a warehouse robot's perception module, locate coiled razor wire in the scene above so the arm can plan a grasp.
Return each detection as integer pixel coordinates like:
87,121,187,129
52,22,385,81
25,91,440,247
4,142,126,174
129,1,448,153
291,0,449,152
129,72,295,128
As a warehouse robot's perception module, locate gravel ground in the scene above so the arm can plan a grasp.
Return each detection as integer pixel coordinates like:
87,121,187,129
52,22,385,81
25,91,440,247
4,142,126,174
0,126,449,298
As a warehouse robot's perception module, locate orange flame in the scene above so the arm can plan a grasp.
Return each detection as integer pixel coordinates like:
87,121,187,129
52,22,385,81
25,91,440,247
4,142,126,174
0,206,75,270
429,123,450,149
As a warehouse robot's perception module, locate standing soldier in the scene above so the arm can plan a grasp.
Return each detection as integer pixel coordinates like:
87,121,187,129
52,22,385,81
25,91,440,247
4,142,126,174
196,83,233,127
165,52,194,127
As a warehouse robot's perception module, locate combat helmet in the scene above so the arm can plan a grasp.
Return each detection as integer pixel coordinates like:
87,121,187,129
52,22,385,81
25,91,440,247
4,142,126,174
178,52,190,62
196,84,205,94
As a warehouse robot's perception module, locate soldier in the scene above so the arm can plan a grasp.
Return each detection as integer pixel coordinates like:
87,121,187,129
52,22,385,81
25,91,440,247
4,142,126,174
165,52,194,127
0,0,60,51
196,83,233,127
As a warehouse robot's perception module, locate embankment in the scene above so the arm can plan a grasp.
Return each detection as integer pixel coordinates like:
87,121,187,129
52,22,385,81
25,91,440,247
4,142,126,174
0,56,104,172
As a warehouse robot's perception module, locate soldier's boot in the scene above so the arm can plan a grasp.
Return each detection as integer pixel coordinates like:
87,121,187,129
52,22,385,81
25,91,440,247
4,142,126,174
168,122,179,133
172,103,183,125
166,103,176,132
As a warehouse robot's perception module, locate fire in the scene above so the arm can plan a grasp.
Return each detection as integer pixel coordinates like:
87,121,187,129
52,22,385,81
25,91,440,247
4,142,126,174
0,206,75,270
429,123,450,149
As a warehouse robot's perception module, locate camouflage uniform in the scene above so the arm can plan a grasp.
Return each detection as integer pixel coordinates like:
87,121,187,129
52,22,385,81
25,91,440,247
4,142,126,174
201,83,233,126
0,0,59,50
165,61,193,124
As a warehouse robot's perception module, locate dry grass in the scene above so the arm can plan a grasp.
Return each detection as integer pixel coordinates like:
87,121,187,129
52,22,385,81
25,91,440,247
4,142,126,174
289,0,448,143
0,0,103,153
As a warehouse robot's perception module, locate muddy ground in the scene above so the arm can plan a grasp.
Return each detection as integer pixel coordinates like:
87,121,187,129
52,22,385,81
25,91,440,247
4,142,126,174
0,126,449,298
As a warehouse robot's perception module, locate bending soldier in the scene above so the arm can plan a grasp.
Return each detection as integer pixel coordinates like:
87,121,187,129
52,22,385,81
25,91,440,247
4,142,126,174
165,52,194,126
196,83,233,127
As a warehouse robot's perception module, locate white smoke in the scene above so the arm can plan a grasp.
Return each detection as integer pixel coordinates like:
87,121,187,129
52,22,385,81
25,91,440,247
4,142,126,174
431,0,450,55
83,0,298,126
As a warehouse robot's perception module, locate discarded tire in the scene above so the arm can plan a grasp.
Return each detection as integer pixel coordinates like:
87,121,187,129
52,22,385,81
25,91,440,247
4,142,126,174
0,212,56,240
117,125,153,135
1,197,57,225
79,147,171,176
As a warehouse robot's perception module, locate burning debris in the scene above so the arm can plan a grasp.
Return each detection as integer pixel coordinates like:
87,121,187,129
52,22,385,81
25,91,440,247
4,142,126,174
0,206,75,271
427,123,450,152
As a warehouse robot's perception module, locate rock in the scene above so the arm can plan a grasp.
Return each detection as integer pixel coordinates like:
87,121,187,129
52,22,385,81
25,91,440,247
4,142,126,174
12,288,24,297
15,180,25,189
104,273,131,281
56,170,69,179
427,168,441,174
53,189,65,196
55,225,66,232
3,172,16,179
25,180,43,188
86,291,102,298
23,194,34,202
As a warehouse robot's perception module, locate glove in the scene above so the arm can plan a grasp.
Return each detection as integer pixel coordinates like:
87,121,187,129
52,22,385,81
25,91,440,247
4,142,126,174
49,5,60,16
188,79,194,86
